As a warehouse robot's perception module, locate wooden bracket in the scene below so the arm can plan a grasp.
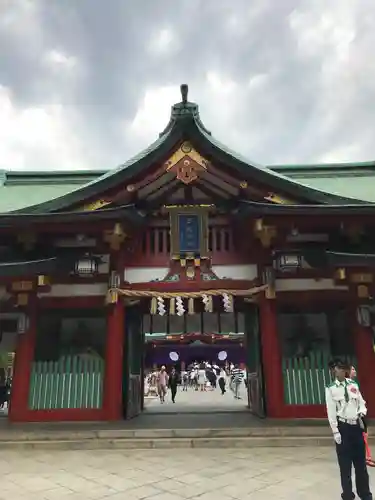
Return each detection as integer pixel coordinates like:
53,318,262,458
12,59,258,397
357,285,369,299
254,219,277,248
334,268,346,281
103,223,127,251
350,273,373,284
17,293,29,306
10,281,34,293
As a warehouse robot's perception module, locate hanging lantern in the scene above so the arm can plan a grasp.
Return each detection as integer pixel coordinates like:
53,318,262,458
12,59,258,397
276,254,301,271
75,255,98,276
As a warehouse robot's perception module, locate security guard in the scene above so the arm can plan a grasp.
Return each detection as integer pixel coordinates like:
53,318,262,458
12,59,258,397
326,359,373,500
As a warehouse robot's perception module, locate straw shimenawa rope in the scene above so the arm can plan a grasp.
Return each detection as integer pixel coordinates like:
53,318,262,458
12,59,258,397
107,284,267,299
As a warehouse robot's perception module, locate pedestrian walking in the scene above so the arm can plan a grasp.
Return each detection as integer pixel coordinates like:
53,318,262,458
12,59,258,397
325,359,372,500
197,363,206,391
157,365,168,403
230,364,244,399
182,371,189,391
218,367,227,395
168,367,179,403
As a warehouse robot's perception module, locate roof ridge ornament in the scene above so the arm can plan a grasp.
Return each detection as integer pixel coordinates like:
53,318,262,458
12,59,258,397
180,83,188,104
159,84,211,137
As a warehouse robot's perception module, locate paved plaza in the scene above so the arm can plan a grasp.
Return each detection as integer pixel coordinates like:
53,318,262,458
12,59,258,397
144,383,248,413
1,446,374,499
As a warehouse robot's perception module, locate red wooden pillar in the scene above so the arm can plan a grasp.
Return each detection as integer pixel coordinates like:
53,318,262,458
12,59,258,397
353,305,375,417
259,296,285,418
103,300,124,420
9,297,37,422
103,247,125,421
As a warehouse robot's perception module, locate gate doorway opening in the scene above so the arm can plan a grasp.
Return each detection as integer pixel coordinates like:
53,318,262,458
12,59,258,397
0,317,18,420
121,301,266,419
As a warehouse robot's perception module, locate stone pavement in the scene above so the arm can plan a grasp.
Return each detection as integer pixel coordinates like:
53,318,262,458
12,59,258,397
1,446,374,499
144,383,247,413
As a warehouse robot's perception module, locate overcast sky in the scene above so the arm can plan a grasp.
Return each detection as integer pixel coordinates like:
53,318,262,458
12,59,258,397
1,0,374,171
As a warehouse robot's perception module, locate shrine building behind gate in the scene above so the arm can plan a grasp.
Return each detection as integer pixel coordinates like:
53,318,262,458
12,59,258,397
1,84,375,423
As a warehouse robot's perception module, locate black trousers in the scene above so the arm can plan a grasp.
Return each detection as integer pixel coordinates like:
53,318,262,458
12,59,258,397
218,378,226,394
336,421,372,500
170,385,177,402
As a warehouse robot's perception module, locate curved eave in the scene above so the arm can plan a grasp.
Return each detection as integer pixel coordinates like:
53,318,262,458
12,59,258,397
0,204,146,228
188,119,368,205
237,199,375,216
1,199,375,229
11,126,184,214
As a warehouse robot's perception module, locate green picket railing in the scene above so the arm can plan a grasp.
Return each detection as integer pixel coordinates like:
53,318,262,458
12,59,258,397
282,352,357,405
28,355,105,410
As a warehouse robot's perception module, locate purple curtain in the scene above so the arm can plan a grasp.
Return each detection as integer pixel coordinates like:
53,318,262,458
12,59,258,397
145,343,244,366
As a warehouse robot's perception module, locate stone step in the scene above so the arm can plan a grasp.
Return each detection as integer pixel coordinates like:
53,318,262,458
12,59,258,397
0,436,333,450
0,427,374,450
1,435,375,450
0,426,335,441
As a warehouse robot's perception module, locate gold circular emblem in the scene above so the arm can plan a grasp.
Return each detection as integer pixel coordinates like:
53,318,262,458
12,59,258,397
183,159,190,166
181,141,192,153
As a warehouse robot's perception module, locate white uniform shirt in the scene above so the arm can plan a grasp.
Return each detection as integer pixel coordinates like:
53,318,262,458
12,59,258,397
325,378,367,434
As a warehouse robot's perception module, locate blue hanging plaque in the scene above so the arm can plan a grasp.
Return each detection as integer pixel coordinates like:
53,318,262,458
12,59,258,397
178,214,200,253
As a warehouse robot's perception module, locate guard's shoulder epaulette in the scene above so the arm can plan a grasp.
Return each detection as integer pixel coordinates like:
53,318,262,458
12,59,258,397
347,378,360,386
326,382,336,388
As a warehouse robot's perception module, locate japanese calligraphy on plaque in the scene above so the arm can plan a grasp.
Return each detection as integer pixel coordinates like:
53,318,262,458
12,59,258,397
179,214,200,253
168,207,209,258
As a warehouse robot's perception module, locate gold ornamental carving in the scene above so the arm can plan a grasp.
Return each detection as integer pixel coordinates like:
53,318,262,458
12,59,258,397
265,193,295,205
253,218,277,248
334,268,346,281
165,142,208,185
103,223,127,251
81,199,111,211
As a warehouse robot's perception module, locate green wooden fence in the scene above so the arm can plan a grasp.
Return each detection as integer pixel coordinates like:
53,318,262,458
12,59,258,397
282,352,356,405
29,355,105,410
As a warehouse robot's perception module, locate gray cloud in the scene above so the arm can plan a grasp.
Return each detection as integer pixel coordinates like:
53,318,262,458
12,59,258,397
1,0,375,170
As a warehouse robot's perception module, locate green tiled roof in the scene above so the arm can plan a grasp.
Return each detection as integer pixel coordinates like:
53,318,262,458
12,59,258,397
272,163,375,203
0,170,106,213
1,161,375,213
